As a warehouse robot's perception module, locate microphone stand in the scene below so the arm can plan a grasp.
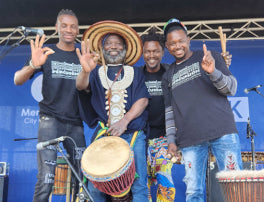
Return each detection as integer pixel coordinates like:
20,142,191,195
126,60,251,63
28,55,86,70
13,137,37,141
255,89,264,98
0,34,26,61
246,119,257,170
55,144,94,202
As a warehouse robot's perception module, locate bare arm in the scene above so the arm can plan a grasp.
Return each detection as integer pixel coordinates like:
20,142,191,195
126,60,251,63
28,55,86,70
14,65,36,85
107,97,149,136
76,69,91,91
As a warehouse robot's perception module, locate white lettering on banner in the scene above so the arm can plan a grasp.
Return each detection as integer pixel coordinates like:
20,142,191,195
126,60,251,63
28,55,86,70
24,117,38,124
21,108,39,116
228,97,249,122
21,108,39,125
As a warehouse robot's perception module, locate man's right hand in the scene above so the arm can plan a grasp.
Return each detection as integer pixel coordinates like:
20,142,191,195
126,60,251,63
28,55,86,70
31,35,54,67
76,39,99,73
221,51,232,67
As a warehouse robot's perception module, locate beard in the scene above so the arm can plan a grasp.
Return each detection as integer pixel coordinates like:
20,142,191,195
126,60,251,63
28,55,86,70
175,54,187,62
103,49,127,64
146,60,160,71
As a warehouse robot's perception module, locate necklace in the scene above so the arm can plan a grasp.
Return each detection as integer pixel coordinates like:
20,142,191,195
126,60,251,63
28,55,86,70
98,65,134,126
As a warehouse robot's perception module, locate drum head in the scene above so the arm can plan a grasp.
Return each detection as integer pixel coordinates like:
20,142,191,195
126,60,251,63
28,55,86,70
81,136,131,178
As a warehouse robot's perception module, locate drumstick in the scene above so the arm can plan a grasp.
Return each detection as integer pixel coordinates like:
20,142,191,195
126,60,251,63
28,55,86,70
223,33,229,68
218,26,230,68
223,33,227,52
218,26,226,54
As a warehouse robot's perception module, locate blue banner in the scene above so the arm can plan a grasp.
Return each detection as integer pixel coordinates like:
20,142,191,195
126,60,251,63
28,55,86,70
1,40,264,201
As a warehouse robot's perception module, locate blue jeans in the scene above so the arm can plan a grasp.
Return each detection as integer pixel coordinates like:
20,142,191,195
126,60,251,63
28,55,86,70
33,115,86,202
180,133,243,202
88,131,149,202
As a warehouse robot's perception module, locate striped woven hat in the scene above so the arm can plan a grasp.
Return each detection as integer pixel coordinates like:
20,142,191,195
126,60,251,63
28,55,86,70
82,20,142,66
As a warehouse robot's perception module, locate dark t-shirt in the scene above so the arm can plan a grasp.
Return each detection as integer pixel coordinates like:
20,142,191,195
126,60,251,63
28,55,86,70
35,45,83,125
83,65,150,133
162,50,237,148
143,65,166,139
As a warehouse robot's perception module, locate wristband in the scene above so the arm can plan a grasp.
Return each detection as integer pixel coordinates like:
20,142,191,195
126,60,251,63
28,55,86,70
29,59,41,69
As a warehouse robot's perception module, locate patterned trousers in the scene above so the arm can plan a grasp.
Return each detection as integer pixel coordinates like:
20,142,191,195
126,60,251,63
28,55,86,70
147,137,175,202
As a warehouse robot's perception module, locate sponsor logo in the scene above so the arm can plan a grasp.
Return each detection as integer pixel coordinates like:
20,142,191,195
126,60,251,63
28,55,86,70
21,107,39,125
228,97,249,122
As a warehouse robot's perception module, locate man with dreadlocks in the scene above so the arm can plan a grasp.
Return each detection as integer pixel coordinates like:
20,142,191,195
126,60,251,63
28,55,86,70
14,9,86,202
140,28,176,202
140,27,232,202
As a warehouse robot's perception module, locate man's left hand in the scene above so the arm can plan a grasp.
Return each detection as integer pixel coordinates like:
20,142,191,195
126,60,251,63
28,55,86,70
201,43,215,74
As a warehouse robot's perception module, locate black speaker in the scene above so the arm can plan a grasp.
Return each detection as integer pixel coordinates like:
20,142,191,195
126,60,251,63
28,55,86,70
0,176,8,202
206,161,251,202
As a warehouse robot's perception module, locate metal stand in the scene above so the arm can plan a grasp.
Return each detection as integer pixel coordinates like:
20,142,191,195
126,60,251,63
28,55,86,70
246,86,263,170
13,137,37,141
255,89,264,98
247,117,257,170
55,144,94,202
0,35,25,61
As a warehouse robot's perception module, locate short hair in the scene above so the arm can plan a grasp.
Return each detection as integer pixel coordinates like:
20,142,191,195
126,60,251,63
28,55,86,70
141,27,165,50
165,25,187,41
56,9,78,24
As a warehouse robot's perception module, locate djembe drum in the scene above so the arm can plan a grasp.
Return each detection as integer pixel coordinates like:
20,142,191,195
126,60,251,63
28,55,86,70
216,169,264,202
81,136,135,201
52,157,70,195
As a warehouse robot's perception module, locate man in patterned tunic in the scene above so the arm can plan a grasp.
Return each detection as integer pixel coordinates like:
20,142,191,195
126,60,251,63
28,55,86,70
76,21,150,202
140,28,176,202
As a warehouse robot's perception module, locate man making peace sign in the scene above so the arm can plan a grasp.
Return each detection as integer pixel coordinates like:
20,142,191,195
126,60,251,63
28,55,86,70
162,18,243,202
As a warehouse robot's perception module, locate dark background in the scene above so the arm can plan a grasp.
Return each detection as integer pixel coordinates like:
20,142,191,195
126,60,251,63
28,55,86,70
0,0,263,28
